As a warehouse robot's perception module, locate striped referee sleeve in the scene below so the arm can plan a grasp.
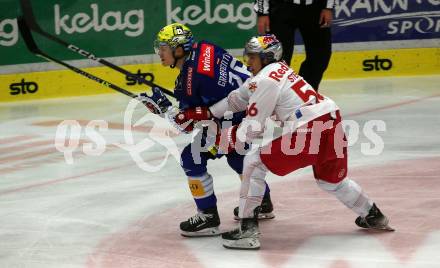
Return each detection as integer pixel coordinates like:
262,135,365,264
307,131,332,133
254,0,269,15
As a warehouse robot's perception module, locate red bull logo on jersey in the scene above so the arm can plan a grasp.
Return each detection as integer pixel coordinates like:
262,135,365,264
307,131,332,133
197,43,215,78
268,61,290,82
248,82,257,92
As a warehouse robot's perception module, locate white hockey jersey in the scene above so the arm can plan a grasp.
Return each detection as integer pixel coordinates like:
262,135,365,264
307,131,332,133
210,61,339,144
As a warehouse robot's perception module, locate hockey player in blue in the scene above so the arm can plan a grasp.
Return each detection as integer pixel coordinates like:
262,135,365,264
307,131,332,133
141,23,275,237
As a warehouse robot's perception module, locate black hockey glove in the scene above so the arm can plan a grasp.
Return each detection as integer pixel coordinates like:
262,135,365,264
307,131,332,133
137,86,172,115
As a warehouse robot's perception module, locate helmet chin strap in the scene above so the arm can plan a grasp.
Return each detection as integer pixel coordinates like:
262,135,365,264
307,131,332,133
170,47,186,69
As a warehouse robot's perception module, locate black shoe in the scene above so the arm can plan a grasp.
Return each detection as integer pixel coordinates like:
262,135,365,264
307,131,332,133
180,207,221,237
223,207,261,249
233,193,274,220
355,203,394,231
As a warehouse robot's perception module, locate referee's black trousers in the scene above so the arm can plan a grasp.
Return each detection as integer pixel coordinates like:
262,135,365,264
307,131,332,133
269,0,332,90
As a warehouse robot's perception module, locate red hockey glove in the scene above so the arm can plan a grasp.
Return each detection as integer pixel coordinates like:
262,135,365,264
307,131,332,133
174,107,212,132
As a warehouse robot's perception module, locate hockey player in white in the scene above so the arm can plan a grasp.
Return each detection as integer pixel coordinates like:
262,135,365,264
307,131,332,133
197,34,393,249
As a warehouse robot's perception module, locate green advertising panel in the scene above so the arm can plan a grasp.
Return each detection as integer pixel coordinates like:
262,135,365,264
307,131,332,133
0,0,257,66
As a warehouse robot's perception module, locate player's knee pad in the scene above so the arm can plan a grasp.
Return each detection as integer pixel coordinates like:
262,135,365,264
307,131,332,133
180,144,208,177
316,178,347,192
316,177,361,198
316,178,372,213
188,173,214,199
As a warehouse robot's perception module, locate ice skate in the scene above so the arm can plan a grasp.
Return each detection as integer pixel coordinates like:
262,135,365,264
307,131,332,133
180,208,221,237
223,207,261,249
222,217,260,249
355,203,394,231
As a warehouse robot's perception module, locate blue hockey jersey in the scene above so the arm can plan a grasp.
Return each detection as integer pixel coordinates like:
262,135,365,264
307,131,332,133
174,41,251,111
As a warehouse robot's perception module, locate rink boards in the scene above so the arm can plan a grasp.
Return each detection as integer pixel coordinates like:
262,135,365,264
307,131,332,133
0,47,439,102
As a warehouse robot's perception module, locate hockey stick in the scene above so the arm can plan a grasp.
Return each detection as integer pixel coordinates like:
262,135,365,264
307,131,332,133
19,0,174,98
18,17,137,99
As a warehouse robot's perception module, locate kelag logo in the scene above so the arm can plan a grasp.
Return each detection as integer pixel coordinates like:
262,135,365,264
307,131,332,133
0,18,18,47
9,79,39,95
166,0,256,30
54,3,144,37
362,56,392,71
125,70,154,86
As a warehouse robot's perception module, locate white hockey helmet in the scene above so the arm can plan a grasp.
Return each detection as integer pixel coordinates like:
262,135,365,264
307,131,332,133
244,34,283,65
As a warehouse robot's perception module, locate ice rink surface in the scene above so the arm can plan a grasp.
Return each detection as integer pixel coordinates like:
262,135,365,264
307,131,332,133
1,75,439,268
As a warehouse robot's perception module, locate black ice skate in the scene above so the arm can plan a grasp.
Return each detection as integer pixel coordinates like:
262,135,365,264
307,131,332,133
233,193,274,220
180,208,221,237
223,208,261,250
355,203,394,231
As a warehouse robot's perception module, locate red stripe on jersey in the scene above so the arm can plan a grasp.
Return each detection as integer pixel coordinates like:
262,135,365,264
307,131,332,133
197,43,215,78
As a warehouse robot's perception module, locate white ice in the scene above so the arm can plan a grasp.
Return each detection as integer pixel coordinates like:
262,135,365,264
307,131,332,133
0,75,439,268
